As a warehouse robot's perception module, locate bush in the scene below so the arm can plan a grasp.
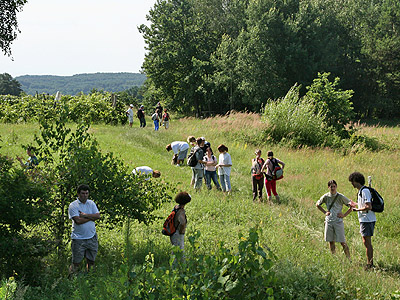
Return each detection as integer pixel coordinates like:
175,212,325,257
262,84,332,147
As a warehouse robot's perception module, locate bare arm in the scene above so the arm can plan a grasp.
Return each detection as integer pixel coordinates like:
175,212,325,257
316,204,330,216
72,212,101,225
354,202,372,212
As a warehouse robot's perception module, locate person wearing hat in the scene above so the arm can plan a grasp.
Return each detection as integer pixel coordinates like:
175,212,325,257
126,104,134,127
137,105,146,128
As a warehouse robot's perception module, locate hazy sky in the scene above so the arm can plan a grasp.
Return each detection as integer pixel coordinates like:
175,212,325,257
0,0,156,77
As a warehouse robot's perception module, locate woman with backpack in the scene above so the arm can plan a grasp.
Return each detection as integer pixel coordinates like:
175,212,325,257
261,151,285,203
203,146,221,190
251,149,265,202
162,108,170,129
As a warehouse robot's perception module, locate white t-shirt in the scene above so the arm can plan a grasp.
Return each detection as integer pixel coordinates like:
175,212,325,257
358,187,376,223
171,141,189,154
126,108,134,119
69,199,99,239
132,166,153,180
218,152,232,176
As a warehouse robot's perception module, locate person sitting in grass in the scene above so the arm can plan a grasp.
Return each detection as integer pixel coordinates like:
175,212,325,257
16,147,39,170
132,166,161,180
316,180,354,259
170,191,191,250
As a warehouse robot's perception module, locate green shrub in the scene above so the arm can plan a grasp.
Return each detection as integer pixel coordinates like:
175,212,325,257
262,84,332,147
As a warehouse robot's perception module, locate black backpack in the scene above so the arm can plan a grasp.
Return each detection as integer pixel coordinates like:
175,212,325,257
187,147,199,167
359,186,384,213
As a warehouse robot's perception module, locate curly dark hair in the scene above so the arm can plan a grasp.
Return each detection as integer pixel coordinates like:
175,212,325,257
348,172,365,185
175,192,191,205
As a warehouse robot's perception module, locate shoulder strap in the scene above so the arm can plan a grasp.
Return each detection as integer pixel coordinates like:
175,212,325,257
327,193,339,212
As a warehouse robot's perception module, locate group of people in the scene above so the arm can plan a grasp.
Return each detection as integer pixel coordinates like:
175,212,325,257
126,102,170,130
316,172,377,270
166,136,232,193
65,133,377,274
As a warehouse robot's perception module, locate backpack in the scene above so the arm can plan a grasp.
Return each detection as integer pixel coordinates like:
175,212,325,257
270,158,283,180
187,147,199,167
359,186,384,213
162,206,181,236
151,113,158,121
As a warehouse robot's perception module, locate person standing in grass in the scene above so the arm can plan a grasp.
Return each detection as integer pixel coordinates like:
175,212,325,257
155,102,163,119
216,144,232,193
126,104,134,127
251,149,265,202
170,192,191,250
166,141,190,166
191,137,206,190
137,105,146,128
261,151,285,203
162,108,170,129
151,110,160,131
316,180,353,259
203,145,221,190
68,184,100,274
349,172,376,270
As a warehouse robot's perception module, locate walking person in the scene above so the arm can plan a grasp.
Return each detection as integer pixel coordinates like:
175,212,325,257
316,180,353,259
137,105,146,128
204,146,221,190
261,151,285,203
151,110,160,131
251,149,265,202
349,172,377,270
169,192,192,250
68,184,100,274
216,144,232,194
126,104,134,127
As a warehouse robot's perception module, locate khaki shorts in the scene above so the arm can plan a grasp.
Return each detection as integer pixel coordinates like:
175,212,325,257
324,221,346,243
71,234,98,263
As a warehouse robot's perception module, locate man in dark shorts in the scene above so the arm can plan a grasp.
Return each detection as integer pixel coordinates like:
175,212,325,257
68,184,101,274
349,172,376,270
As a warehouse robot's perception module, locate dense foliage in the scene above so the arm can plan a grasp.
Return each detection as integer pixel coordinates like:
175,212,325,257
0,73,22,96
0,0,26,56
15,73,146,95
140,0,400,118
0,92,131,124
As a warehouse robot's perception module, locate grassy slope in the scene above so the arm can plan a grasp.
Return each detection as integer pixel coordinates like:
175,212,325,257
1,115,400,298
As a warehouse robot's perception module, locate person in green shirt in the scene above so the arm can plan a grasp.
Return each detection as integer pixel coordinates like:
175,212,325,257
316,180,354,259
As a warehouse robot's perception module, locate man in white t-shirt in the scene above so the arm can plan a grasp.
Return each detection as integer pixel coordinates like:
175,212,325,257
126,104,134,127
132,166,161,180
349,172,377,270
68,184,100,274
166,141,190,166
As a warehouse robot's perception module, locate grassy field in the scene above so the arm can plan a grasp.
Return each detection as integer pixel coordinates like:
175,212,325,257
1,114,400,299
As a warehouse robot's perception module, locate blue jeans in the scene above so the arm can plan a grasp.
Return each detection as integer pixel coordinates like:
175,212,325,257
205,170,221,190
219,174,231,192
154,119,159,131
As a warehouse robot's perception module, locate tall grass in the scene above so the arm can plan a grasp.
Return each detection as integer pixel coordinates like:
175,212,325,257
0,115,400,299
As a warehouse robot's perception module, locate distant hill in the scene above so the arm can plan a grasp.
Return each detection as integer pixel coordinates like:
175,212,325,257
16,72,147,95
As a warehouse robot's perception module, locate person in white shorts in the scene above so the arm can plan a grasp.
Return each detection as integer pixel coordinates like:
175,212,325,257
316,180,354,259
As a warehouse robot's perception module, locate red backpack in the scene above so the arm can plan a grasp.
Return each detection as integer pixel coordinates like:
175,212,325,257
162,206,181,236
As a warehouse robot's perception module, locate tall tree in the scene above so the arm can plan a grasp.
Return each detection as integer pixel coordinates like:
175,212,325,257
0,73,23,95
0,0,27,57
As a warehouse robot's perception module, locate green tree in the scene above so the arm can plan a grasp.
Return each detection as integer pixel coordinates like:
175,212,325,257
0,0,26,56
0,73,23,96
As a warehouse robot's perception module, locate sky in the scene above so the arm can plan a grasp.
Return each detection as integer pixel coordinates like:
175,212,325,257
0,0,157,77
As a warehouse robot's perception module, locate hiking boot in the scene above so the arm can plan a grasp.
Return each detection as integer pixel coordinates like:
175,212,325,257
275,195,281,203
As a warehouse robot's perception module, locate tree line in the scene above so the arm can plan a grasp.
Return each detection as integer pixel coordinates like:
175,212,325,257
139,0,400,118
